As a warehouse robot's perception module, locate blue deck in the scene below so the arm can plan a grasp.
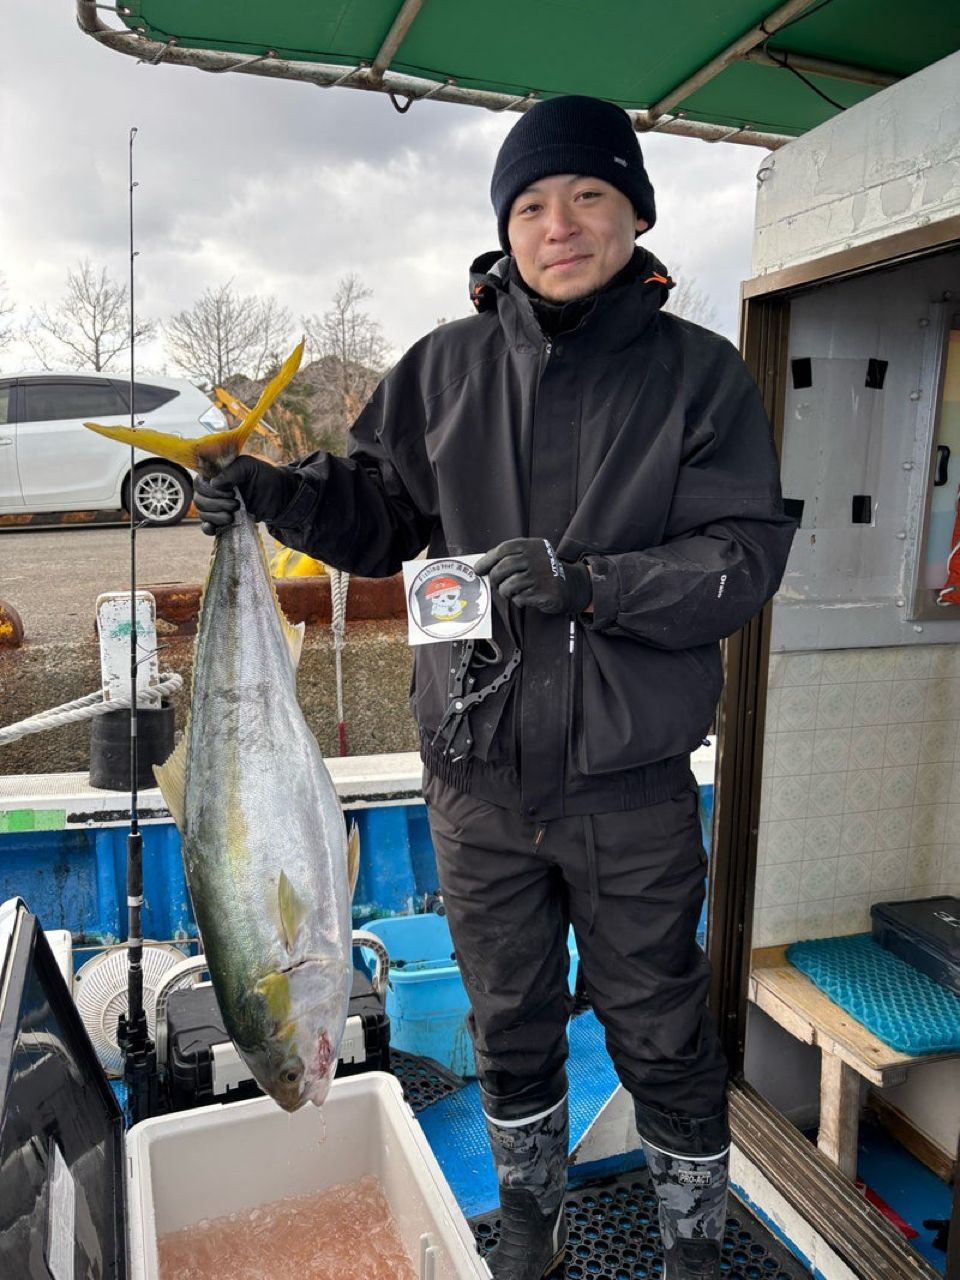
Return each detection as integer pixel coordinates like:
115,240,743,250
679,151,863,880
417,1008,627,1218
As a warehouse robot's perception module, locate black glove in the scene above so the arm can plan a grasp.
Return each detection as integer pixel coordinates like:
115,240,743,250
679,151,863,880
193,457,302,536
475,538,592,615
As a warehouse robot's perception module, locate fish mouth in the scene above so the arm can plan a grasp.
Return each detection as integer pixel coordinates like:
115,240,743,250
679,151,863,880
238,957,349,1110
270,1079,330,1112
234,1042,305,1112
304,1073,333,1108
264,1052,333,1112
274,1085,311,1113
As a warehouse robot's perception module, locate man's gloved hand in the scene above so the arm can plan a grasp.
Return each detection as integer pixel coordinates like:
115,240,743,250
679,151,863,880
193,457,302,536
475,538,592,615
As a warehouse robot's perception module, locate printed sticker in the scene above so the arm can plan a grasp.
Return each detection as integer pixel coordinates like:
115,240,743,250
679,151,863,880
402,556,492,645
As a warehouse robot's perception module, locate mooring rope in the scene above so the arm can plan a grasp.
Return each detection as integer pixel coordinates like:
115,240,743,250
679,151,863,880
0,671,183,746
328,566,350,756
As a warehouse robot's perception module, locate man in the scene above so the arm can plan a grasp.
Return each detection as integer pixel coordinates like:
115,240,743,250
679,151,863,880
195,95,796,1280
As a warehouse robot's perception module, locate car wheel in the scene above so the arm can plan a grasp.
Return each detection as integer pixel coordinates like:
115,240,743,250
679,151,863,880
130,463,192,526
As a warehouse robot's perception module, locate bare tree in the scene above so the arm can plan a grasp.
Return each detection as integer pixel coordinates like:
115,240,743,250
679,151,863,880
663,272,720,330
165,282,293,390
302,275,391,427
25,260,155,371
0,275,13,353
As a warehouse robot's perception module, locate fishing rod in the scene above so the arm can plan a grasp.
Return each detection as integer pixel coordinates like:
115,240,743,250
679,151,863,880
116,124,159,1126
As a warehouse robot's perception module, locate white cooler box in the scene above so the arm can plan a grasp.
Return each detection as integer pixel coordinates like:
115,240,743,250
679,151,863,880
126,1074,488,1279
0,899,489,1280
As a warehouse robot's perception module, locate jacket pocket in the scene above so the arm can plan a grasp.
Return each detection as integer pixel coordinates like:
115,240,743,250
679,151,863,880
574,631,722,775
410,643,446,731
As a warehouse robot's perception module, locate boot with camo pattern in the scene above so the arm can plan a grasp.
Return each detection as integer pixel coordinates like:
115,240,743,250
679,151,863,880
634,1099,729,1280
484,1096,569,1279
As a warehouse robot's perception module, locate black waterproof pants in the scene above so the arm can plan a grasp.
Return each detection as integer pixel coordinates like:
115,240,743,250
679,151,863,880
424,773,729,1126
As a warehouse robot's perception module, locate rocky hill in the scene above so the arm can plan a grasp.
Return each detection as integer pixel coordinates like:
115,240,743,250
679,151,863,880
223,354,386,462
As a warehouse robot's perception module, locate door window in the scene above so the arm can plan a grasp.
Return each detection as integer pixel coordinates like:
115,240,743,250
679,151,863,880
0,383,11,425
20,379,127,423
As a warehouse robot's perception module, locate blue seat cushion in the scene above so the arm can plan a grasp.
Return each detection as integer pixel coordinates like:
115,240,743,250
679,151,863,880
785,933,960,1056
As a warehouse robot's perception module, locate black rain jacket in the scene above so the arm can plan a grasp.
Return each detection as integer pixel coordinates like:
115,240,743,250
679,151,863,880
268,247,796,820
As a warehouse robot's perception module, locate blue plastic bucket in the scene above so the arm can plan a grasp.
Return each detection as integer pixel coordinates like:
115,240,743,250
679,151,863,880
362,914,579,1079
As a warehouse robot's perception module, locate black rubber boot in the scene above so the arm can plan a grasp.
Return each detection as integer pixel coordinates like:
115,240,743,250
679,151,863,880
484,1097,569,1279
634,1099,729,1280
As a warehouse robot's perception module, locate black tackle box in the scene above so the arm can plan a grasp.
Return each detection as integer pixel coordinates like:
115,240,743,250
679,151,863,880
164,967,390,1111
870,896,960,995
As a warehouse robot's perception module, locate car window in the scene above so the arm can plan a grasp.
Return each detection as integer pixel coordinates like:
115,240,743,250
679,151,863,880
21,379,128,423
111,380,179,413
0,383,11,426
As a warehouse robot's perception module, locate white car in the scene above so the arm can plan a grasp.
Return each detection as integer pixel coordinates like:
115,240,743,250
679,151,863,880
0,372,227,525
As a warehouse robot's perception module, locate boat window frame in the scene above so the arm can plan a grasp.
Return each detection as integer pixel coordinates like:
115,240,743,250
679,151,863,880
909,310,960,621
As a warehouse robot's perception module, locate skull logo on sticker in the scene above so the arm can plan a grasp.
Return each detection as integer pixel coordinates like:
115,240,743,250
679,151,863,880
406,558,491,643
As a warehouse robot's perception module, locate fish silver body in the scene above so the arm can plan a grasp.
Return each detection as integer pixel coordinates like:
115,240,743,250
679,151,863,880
158,511,352,1111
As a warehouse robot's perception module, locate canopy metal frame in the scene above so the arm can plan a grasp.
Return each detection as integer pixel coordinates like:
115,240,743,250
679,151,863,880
77,0,911,150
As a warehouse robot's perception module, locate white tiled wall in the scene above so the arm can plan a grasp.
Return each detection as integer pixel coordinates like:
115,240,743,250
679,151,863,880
753,644,960,947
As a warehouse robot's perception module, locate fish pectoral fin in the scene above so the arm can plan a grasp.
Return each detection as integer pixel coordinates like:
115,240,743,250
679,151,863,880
277,869,309,955
153,724,189,831
347,821,361,899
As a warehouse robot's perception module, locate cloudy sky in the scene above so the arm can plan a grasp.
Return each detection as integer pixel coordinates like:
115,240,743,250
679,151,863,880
2,7,770,375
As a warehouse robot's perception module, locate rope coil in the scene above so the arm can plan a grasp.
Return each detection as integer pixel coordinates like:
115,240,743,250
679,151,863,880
0,671,183,746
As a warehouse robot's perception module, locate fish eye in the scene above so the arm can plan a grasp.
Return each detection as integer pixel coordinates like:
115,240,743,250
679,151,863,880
284,1067,300,1084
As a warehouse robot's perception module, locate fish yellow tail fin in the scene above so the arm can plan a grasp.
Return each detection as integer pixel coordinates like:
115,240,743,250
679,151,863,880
82,339,305,476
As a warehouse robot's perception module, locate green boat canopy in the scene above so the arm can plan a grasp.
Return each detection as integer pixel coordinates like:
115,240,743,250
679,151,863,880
77,1,960,147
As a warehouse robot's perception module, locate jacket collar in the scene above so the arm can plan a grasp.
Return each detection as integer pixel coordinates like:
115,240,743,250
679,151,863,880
469,246,674,355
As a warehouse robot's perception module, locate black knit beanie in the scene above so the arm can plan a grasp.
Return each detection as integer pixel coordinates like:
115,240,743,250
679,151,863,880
491,95,656,253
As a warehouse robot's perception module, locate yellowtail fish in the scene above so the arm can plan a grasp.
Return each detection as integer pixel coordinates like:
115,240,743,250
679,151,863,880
85,342,359,1110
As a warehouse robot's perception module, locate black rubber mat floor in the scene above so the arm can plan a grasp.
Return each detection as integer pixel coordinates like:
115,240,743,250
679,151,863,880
391,1051,813,1276
390,1047,467,1112
469,1168,813,1279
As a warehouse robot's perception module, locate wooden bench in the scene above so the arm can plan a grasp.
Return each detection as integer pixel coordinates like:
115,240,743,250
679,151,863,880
748,945,958,1179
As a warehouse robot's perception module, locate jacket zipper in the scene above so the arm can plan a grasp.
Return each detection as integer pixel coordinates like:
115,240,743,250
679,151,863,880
567,617,578,778
517,338,555,768
530,339,552,451
527,339,553,524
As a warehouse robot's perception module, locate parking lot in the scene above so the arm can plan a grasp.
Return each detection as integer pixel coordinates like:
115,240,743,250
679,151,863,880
0,523,213,645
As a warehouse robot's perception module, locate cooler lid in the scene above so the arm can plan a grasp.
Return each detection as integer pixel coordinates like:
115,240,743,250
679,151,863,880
0,897,127,1278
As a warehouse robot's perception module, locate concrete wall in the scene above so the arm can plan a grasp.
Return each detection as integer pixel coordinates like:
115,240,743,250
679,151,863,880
0,580,418,776
752,51,960,277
